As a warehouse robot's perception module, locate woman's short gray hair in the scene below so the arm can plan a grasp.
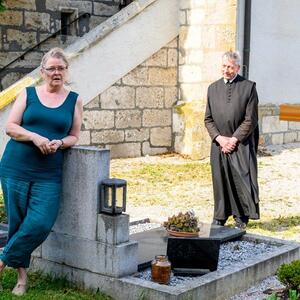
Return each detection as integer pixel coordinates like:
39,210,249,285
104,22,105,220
222,51,241,66
41,47,69,68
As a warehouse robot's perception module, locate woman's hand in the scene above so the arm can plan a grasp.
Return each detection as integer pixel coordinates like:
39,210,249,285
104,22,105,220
31,133,51,155
48,140,63,154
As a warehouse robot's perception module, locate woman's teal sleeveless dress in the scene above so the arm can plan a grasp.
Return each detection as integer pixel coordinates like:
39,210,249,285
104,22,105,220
0,86,78,268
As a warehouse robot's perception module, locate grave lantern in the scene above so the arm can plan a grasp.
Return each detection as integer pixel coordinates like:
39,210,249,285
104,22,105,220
100,178,127,215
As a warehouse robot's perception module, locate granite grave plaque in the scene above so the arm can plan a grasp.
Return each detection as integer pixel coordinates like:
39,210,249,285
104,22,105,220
167,237,221,275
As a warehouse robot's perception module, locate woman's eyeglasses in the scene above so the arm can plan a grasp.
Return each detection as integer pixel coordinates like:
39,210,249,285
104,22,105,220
43,66,68,73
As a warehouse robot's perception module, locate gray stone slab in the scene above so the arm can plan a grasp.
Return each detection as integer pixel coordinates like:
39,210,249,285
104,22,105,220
197,223,246,241
130,224,245,268
97,213,130,245
42,231,138,277
53,147,110,240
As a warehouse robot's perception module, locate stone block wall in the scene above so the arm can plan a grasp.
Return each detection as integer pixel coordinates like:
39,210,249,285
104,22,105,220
79,38,178,158
0,0,121,90
259,104,300,146
174,0,238,159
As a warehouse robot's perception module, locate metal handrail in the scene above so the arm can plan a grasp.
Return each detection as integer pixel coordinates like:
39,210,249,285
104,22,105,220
119,0,134,9
0,12,91,76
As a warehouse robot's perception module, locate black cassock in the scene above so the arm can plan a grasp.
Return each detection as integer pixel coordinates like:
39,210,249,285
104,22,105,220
204,74,259,220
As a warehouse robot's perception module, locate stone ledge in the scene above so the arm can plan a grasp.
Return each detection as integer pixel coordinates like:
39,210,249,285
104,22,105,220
40,231,138,278
31,233,300,300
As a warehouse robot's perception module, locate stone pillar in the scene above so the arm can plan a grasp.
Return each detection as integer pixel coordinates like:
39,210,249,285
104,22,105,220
174,0,238,159
31,146,138,278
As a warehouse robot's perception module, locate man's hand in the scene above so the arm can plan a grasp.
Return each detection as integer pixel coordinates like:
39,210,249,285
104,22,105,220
227,137,238,150
215,135,238,154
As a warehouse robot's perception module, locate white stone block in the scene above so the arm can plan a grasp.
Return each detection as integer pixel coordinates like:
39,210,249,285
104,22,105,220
288,121,300,130
41,232,138,278
186,8,205,25
179,65,203,83
100,86,135,109
262,116,288,133
283,132,298,144
109,143,141,158
142,142,168,156
271,133,284,145
150,127,172,146
173,111,185,133
97,214,129,245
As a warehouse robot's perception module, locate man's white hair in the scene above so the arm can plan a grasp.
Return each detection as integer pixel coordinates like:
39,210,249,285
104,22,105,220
222,51,241,66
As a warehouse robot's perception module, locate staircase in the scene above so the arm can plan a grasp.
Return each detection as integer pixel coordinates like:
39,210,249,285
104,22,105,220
0,0,179,157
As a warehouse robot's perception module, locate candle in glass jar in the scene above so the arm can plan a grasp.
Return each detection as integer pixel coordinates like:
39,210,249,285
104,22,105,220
151,255,171,284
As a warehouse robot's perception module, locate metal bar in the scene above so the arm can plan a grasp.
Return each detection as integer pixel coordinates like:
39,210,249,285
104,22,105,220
243,0,251,79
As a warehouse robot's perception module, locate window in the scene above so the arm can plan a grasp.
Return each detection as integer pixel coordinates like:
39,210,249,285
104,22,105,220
60,8,78,36
61,12,72,35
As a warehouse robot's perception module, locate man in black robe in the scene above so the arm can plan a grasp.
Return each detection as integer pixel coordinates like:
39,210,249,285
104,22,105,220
204,51,259,229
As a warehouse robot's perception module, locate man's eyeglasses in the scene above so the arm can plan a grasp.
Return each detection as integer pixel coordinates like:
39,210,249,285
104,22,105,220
43,66,68,73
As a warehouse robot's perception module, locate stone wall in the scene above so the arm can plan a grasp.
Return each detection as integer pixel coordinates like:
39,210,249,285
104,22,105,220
259,105,300,146
79,38,178,158
174,0,238,159
0,0,121,90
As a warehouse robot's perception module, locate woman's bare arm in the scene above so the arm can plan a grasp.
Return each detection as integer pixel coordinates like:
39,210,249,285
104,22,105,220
6,89,52,155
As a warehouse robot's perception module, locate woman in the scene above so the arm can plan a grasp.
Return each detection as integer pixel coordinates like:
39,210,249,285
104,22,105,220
0,47,83,295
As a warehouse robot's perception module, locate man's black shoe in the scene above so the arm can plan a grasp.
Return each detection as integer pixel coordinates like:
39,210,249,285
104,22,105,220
212,219,226,226
234,217,248,230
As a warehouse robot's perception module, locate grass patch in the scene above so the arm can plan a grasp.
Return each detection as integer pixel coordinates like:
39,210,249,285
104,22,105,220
113,162,211,185
246,216,300,241
111,156,300,243
0,269,112,299
111,161,212,206
0,191,111,298
247,215,300,232
0,189,6,223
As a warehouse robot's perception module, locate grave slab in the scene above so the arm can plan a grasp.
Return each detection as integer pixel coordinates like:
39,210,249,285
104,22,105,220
130,223,245,269
31,233,300,300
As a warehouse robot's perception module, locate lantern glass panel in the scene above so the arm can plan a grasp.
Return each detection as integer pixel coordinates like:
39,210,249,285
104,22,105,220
104,186,112,208
116,187,123,208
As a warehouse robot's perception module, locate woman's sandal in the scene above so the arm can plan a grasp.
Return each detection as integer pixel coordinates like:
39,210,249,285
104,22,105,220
12,283,27,296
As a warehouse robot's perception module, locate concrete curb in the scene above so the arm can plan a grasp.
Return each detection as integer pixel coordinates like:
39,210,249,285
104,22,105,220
30,234,300,300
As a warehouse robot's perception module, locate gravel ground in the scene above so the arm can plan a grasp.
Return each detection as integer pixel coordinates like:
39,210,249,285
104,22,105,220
117,143,300,299
132,240,278,287
228,276,285,300
129,222,284,298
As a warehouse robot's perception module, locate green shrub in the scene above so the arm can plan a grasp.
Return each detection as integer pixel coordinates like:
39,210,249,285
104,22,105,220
0,0,6,12
288,289,299,300
277,260,300,290
266,294,279,300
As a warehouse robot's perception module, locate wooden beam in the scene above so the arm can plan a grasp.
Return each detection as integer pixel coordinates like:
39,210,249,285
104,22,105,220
279,104,300,122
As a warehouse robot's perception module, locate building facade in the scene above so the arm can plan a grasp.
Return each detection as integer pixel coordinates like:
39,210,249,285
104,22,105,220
0,0,299,159
0,0,121,90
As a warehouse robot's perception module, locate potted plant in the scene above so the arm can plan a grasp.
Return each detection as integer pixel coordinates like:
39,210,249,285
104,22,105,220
163,210,200,237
